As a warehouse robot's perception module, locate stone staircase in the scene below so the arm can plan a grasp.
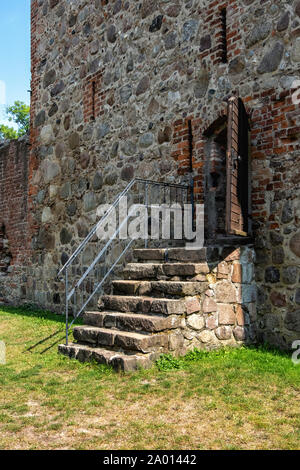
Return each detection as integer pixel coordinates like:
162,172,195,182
59,244,257,371
59,247,209,371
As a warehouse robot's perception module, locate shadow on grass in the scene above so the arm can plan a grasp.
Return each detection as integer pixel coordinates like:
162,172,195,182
0,304,66,323
0,304,291,362
26,330,66,354
0,304,82,354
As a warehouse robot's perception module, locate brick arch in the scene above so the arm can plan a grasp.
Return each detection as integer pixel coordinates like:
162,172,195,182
201,104,228,138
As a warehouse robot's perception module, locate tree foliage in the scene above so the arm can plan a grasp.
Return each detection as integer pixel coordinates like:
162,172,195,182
0,101,30,140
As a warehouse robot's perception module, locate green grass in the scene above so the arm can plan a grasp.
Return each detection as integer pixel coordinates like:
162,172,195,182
0,305,299,450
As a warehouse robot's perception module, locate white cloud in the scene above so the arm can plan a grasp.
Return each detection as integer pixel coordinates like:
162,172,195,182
0,103,17,129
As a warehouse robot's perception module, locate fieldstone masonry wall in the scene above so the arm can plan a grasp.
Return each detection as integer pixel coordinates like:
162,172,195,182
0,0,299,351
165,245,257,352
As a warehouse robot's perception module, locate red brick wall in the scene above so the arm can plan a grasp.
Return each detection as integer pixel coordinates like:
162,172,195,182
171,106,228,203
199,0,241,65
0,139,30,266
83,69,105,122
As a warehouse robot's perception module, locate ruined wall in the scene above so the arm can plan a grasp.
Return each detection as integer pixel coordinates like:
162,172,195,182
0,0,298,349
0,138,30,302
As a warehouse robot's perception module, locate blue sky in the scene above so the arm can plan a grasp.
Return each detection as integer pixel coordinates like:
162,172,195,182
0,1,31,126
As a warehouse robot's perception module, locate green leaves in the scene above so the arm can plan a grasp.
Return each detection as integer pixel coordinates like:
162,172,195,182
156,354,182,371
6,101,30,131
0,125,19,140
0,100,30,140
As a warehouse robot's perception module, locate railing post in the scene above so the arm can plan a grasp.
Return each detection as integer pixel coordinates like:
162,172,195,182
65,268,69,346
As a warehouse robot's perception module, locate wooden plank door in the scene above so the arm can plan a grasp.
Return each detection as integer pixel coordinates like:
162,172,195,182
226,96,250,236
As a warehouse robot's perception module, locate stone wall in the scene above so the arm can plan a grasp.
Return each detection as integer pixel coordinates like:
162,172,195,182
166,245,258,353
1,0,299,350
252,102,300,349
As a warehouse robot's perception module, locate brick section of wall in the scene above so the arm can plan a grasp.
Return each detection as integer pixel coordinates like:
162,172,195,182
199,0,242,65
83,70,105,122
247,88,299,224
171,116,204,201
171,105,228,203
0,139,30,266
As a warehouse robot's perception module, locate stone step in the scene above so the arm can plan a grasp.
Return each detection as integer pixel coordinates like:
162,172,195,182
123,262,209,280
100,294,186,315
73,326,169,353
83,310,181,332
59,342,159,372
133,248,208,263
112,280,207,297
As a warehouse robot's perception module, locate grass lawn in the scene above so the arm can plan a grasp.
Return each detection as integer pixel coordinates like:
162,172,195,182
0,305,299,450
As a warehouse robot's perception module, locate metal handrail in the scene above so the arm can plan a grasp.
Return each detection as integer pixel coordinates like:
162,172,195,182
57,179,135,277
57,178,187,277
58,178,190,345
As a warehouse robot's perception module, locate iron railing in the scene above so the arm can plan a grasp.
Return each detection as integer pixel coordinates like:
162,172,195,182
57,178,190,345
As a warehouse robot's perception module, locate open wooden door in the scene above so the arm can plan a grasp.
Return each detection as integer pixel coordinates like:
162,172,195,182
226,96,250,236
